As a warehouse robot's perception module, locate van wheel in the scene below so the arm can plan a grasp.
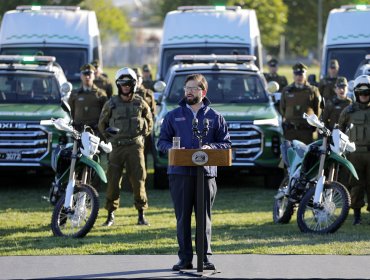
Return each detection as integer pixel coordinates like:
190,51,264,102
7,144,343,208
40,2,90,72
154,167,168,189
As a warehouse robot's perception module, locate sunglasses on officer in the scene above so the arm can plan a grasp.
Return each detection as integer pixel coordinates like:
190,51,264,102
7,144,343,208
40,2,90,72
116,79,135,87
355,89,370,96
82,70,94,76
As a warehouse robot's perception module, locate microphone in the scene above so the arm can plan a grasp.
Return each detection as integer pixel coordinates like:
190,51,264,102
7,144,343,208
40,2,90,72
203,118,209,134
192,118,199,133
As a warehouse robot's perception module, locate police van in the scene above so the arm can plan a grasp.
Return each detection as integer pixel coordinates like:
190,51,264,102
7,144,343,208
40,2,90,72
0,5,102,88
0,55,71,172
321,5,370,81
157,6,263,81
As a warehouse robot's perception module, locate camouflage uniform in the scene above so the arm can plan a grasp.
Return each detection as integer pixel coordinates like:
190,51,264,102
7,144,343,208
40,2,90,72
68,84,107,131
280,63,321,144
98,94,153,212
338,102,370,212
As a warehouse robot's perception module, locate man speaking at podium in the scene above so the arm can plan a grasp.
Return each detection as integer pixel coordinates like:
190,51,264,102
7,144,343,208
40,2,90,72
157,74,231,271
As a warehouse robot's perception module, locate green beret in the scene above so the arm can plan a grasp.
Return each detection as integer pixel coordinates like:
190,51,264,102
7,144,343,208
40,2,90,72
142,64,151,72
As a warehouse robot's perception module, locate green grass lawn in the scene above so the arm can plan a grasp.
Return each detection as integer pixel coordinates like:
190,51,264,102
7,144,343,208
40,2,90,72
1,171,370,256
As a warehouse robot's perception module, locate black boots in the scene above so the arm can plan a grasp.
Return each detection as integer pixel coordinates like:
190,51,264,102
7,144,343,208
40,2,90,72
102,211,114,227
138,209,149,226
353,208,361,225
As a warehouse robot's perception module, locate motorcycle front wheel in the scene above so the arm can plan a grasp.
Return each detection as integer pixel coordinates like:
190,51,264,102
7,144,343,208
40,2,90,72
273,175,294,224
297,181,350,234
51,184,99,238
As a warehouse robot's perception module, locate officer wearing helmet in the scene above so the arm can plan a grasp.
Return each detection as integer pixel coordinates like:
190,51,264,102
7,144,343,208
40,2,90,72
338,74,370,225
98,67,153,226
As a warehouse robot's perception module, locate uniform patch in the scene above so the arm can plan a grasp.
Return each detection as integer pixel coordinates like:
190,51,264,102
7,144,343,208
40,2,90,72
175,117,186,121
78,97,85,101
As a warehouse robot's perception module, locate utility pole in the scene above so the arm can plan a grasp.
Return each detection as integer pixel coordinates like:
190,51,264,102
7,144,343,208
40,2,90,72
317,0,323,63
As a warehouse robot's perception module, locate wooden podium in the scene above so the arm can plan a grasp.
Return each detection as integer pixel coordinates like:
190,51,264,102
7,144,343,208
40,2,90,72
169,148,232,275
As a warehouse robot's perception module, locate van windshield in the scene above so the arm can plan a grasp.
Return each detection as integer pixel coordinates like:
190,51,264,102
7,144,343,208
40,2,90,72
161,47,249,80
166,73,267,104
0,74,61,104
1,47,87,83
327,47,370,80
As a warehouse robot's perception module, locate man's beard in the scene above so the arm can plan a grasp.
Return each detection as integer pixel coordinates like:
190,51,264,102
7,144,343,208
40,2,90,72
186,95,201,105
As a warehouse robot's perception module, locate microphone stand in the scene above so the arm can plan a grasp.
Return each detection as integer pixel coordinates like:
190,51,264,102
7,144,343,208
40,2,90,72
191,118,209,273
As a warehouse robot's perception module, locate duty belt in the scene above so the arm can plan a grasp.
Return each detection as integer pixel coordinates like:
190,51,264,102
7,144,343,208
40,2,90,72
114,136,142,146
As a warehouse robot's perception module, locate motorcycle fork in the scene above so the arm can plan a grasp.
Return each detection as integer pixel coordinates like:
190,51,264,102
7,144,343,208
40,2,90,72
313,136,328,205
64,140,78,210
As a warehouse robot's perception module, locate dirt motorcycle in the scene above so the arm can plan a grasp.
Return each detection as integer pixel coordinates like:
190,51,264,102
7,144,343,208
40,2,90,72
41,101,114,238
273,113,358,233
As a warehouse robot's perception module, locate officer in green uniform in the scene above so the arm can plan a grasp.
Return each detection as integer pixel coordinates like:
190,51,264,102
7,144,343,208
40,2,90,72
280,62,322,144
68,64,107,132
263,58,288,91
142,64,155,91
322,77,352,130
91,59,114,98
133,67,156,169
98,67,153,227
338,75,370,225
318,59,340,101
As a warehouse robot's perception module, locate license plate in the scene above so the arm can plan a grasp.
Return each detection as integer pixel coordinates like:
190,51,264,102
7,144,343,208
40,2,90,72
0,152,21,160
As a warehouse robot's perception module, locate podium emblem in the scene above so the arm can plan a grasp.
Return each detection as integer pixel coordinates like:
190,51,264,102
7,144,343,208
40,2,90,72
192,151,208,165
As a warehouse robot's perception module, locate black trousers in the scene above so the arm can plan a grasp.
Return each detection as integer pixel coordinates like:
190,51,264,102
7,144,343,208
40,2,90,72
169,174,217,262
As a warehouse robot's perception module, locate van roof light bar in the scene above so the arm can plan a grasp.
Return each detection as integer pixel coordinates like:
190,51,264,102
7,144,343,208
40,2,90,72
16,6,80,11
177,6,241,12
0,55,56,66
174,54,256,64
340,5,370,11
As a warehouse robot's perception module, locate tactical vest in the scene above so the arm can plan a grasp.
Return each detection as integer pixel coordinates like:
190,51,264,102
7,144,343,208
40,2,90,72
108,95,148,142
283,86,316,124
347,104,370,146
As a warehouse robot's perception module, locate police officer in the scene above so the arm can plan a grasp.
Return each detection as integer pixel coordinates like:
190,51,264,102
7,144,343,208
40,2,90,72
322,77,352,130
318,59,340,101
264,58,288,91
280,62,321,144
338,75,370,225
133,67,156,168
142,64,155,91
68,64,107,132
98,67,153,227
91,59,113,98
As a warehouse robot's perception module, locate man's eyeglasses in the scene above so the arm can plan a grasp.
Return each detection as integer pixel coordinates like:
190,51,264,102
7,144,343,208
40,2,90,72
355,89,370,96
184,86,202,92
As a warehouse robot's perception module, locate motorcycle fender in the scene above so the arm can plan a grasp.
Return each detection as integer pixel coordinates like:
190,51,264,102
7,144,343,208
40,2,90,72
78,155,107,183
328,152,359,180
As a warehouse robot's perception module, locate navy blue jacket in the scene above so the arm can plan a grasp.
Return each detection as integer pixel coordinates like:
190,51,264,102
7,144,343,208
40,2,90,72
157,97,231,177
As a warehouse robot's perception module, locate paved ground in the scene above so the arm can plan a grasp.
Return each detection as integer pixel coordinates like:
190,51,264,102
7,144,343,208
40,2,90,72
2,254,370,279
